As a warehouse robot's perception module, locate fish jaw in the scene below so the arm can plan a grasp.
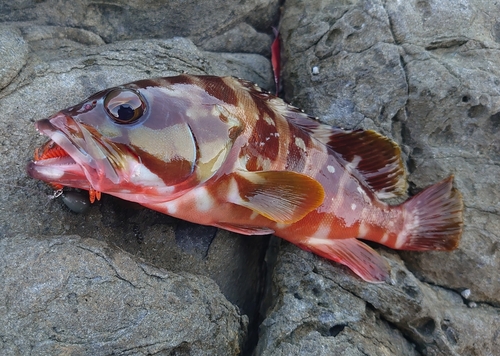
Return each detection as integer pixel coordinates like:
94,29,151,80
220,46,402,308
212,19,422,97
27,151,91,190
27,113,126,193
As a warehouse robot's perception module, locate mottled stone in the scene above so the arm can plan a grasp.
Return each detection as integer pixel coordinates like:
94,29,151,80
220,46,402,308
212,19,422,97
0,26,28,89
0,0,278,47
0,235,247,355
257,242,500,356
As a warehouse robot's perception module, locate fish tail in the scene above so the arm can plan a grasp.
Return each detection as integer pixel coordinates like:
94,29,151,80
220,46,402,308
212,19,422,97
396,176,463,251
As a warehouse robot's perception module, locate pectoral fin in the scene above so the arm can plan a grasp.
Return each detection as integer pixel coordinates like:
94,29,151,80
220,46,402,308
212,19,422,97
227,170,325,224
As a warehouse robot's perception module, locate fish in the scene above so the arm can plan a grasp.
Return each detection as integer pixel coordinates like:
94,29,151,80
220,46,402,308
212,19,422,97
27,74,463,282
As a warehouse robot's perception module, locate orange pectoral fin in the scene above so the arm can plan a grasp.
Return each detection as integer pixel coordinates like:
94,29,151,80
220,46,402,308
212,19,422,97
303,238,391,283
228,170,325,224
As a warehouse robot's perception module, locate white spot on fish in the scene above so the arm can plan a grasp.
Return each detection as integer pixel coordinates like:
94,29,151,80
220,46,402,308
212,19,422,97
396,214,420,249
131,163,163,186
227,178,241,204
165,200,178,215
275,222,288,230
194,187,214,212
358,222,369,238
309,224,331,239
263,116,275,126
351,203,356,211
295,137,306,151
346,155,361,173
327,165,335,174
312,66,320,75
380,232,389,244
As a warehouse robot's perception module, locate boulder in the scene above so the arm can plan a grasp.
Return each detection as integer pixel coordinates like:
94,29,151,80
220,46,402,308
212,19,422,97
0,234,247,355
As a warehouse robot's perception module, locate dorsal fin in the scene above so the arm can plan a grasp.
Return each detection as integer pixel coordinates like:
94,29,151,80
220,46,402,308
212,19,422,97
282,107,407,199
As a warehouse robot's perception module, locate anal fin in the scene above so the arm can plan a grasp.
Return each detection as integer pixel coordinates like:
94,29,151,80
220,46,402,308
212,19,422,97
304,238,391,283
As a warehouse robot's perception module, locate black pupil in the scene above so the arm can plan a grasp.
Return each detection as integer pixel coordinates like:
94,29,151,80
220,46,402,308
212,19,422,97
117,104,134,121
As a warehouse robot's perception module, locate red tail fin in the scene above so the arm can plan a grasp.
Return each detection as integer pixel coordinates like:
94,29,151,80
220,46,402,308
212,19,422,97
397,176,463,251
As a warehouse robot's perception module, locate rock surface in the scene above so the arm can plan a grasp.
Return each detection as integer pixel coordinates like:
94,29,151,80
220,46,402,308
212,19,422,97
0,0,498,355
0,234,247,355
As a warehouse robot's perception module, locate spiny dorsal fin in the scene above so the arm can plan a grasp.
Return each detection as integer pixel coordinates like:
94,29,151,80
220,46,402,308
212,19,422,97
227,170,325,224
283,107,407,199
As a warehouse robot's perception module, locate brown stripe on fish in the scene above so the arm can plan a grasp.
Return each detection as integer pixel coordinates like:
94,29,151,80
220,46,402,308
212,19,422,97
195,76,239,106
243,155,261,171
132,145,195,186
245,108,280,161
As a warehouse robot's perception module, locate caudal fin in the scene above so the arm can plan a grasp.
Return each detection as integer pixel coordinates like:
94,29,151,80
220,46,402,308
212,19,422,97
398,176,463,251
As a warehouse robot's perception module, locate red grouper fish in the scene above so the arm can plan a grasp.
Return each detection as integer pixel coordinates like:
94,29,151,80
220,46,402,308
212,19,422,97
27,75,463,282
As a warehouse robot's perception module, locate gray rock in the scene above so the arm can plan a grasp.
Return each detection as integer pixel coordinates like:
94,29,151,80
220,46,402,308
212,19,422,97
0,0,278,48
392,22,500,307
280,0,406,135
0,26,28,90
0,234,247,355
257,243,500,356
200,22,273,56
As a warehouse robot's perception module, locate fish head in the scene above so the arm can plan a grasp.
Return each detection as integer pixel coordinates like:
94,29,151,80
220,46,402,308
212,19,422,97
27,77,243,203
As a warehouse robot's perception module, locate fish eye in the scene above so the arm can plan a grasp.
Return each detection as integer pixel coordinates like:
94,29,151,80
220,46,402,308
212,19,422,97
104,88,146,124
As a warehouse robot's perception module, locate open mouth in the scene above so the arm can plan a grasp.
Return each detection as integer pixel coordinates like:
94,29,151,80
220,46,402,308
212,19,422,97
28,138,88,190
26,113,120,197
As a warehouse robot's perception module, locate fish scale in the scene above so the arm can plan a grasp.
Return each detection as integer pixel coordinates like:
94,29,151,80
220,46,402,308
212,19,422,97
27,74,463,283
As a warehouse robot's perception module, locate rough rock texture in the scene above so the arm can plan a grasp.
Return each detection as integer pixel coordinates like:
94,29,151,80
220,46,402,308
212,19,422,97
0,234,247,355
0,0,279,47
257,242,500,356
0,26,28,90
0,0,499,355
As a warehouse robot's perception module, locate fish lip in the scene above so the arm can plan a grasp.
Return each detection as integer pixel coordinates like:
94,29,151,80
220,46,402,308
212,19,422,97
35,113,98,170
29,113,121,190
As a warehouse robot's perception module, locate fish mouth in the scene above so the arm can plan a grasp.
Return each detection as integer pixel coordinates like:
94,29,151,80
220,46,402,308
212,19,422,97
27,113,122,191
